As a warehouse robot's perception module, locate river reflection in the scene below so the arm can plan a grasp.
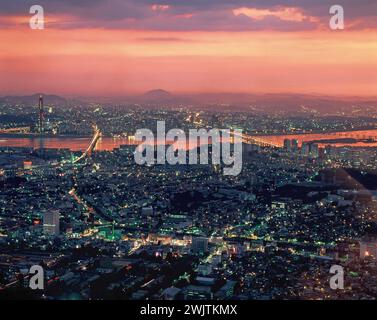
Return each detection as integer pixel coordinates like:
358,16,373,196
1,129,377,151
257,129,377,148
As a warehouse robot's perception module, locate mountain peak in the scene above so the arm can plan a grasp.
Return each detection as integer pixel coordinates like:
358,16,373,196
143,89,172,96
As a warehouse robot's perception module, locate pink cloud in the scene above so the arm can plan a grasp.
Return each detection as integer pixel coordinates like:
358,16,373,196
233,7,319,23
151,4,170,12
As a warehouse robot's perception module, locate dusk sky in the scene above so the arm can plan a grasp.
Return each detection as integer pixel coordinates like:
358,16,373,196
0,0,376,97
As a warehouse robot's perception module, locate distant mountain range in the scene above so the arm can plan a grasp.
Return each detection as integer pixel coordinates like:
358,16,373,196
0,93,68,106
1,91,377,114
86,90,377,114
141,89,176,101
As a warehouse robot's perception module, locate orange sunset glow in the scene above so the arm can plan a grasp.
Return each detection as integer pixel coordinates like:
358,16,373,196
0,1,376,97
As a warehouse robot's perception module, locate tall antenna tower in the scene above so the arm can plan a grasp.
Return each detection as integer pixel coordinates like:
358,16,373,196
38,95,44,133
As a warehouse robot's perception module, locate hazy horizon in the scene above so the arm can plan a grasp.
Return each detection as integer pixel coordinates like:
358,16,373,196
2,90,377,101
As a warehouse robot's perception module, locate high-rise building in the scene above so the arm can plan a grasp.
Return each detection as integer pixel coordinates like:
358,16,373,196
283,139,291,152
43,210,60,235
301,142,310,156
38,95,44,133
191,237,209,254
310,143,319,158
291,139,299,152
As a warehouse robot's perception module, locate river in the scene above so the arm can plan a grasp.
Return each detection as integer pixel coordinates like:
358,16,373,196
1,129,377,151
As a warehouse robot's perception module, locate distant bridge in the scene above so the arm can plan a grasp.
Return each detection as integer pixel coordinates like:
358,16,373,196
242,133,280,147
231,131,280,148
73,125,101,164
